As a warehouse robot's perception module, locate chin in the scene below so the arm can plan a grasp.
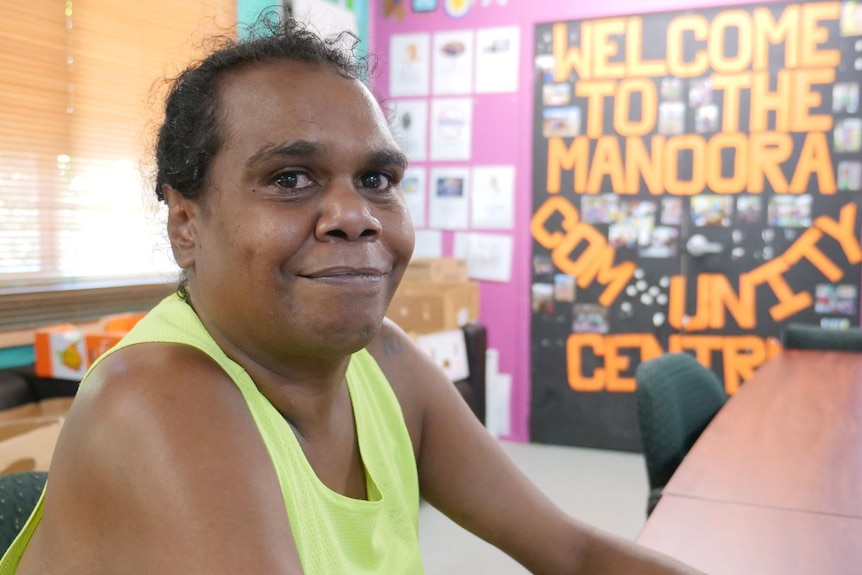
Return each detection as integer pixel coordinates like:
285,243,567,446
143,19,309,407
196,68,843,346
316,315,384,355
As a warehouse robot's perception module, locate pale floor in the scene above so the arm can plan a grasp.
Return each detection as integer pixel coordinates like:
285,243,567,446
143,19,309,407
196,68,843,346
418,440,650,574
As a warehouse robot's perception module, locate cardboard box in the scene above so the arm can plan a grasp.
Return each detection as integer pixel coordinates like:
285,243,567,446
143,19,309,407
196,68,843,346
34,312,145,380
102,312,146,332
85,332,127,366
402,258,469,284
34,325,88,380
387,281,480,334
415,329,470,382
0,416,65,474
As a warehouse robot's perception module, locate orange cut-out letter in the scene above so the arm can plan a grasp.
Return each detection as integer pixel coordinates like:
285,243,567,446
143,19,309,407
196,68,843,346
708,11,753,73
625,136,665,195
668,335,722,369
745,258,811,321
780,228,843,282
553,222,607,279
705,133,748,194
750,70,791,132
614,79,658,137
711,73,750,132
667,15,709,78
554,22,591,81
752,5,799,70
640,333,665,363
574,242,637,307
626,17,668,77
576,80,617,138
790,69,836,134
592,18,626,79
815,203,862,264
709,274,756,330
788,131,835,194
722,335,767,395
799,2,841,69
748,133,791,193
664,135,706,196
547,137,590,194
769,278,812,321
586,136,625,193
668,275,711,332
530,196,580,249
604,334,638,392
567,333,605,392
668,275,688,330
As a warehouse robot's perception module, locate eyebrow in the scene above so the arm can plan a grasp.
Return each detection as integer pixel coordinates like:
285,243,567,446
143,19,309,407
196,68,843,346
367,149,409,171
245,140,320,168
245,140,409,171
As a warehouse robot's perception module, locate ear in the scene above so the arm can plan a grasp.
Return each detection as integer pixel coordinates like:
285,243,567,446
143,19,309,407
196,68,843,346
163,184,199,270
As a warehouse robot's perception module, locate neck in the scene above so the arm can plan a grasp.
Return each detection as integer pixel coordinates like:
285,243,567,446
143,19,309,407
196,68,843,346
185,296,357,434
244,352,353,436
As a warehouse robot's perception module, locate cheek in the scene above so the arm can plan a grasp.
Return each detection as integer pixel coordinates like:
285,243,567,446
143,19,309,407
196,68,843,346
401,222,416,260
236,224,260,260
384,210,415,261
197,218,257,275
236,217,311,270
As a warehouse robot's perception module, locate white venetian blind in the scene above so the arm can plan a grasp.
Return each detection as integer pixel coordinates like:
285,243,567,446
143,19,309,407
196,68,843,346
0,0,236,329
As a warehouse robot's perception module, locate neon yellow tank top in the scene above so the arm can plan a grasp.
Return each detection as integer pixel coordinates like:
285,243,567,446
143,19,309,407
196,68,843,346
0,294,425,574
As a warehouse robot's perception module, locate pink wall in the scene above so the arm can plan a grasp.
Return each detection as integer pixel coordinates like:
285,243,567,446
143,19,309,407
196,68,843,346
371,0,786,442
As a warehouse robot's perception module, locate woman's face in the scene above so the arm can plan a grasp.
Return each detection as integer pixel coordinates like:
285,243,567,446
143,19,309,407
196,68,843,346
172,59,414,367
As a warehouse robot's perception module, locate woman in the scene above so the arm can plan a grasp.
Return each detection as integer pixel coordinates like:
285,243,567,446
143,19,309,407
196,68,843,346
1,15,701,575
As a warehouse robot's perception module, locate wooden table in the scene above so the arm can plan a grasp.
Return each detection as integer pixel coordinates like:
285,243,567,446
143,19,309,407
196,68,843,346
637,350,862,575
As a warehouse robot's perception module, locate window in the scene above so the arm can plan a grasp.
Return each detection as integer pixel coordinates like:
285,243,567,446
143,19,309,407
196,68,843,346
0,0,236,329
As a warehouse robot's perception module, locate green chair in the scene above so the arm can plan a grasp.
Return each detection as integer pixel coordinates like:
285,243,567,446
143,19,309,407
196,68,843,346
0,471,47,554
635,353,727,516
781,323,862,352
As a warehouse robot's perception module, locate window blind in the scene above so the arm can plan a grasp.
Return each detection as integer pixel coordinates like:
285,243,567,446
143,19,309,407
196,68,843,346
0,0,236,329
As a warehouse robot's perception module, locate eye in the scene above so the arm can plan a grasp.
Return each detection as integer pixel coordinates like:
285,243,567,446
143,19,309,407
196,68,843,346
358,172,393,191
274,171,314,189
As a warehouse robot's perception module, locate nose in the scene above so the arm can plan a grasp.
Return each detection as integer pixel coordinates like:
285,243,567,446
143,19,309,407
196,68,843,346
314,179,383,241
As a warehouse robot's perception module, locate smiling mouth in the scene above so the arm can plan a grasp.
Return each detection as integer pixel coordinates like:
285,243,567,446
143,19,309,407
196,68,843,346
299,267,387,287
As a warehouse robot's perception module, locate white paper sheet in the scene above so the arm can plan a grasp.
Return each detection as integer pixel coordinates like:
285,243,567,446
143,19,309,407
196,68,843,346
430,98,473,161
401,166,427,227
471,165,515,229
390,33,430,97
484,348,511,438
429,167,470,230
432,30,474,95
390,100,428,162
453,232,513,282
415,329,470,382
475,26,520,93
412,230,443,258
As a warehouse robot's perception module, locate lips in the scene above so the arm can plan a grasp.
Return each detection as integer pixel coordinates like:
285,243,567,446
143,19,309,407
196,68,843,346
301,267,387,279
298,267,388,289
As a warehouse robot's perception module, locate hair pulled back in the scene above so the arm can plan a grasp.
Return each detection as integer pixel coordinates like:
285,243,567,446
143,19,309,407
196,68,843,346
154,10,368,203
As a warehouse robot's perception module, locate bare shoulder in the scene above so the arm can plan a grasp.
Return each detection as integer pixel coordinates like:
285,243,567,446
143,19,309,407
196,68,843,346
22,343,300,575
365,318,435,452
71,342,243,438
53,343,253,487
365,318,430,390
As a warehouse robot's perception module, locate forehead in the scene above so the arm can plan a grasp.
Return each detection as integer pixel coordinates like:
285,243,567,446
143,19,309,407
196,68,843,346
215,59,394,151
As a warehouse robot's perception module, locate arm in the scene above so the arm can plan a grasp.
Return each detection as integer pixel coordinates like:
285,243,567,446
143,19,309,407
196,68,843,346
20,343,303,575
369,320,702,575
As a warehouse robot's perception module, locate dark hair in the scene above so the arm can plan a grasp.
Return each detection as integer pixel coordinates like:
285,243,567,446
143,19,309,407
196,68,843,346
155,10,371,300
154,10,369,203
